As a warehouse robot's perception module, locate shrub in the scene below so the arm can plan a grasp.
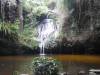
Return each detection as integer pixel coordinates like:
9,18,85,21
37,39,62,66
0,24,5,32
32,56,60,75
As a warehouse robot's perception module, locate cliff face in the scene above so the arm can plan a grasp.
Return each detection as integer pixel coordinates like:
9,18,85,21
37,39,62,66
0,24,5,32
62,0,100,41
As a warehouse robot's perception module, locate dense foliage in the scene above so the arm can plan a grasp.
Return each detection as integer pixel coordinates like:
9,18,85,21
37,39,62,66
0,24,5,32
0,0,57,48
32,57,60,75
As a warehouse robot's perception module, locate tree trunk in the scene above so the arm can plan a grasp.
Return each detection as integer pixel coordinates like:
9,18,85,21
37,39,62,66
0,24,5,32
17,0,23,32
1,0,5,22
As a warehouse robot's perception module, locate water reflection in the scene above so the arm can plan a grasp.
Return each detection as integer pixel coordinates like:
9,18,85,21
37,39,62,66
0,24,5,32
0,55,100,75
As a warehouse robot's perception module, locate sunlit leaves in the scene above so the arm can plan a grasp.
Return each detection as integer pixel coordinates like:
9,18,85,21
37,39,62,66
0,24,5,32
32,57,60,75
0,22,19,42
22,0,55,15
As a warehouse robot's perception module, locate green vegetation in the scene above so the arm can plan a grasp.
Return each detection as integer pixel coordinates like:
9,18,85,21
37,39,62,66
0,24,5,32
32,57,61,75
19,27,38,48
0,22,19,42
0,0,61,49
0,0,57,49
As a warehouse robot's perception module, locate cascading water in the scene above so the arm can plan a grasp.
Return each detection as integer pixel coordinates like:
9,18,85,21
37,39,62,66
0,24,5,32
38,18,57,55
36,0,64,56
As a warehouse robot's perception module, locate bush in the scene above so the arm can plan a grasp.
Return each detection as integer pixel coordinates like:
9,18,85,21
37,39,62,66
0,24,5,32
32,56,60,75
0,22,19,42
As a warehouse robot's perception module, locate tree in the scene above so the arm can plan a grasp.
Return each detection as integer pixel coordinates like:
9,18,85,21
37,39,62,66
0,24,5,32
17,0,24,32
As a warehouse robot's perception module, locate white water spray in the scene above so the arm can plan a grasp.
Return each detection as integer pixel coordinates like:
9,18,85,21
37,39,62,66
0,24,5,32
38,19,57,55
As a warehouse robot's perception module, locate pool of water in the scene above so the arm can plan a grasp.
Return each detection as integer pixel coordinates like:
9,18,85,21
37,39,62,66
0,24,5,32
0,55,100,75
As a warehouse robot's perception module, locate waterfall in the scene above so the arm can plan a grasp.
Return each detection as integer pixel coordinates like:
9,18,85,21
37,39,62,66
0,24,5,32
38,18,57,55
